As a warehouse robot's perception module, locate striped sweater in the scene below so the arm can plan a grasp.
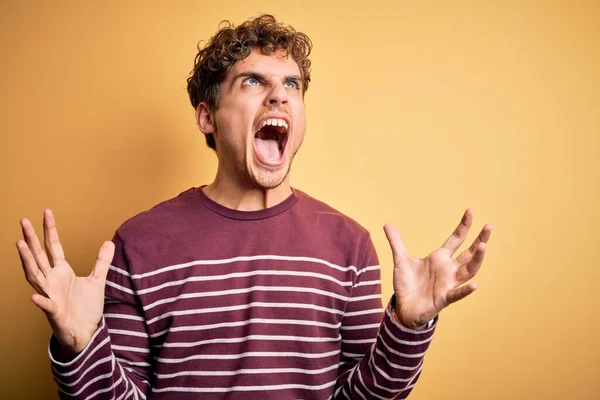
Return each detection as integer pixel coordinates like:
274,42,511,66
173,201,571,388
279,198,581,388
49,187,436,399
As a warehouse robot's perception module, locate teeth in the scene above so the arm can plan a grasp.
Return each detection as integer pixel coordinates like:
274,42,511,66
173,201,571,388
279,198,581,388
261,118,288,130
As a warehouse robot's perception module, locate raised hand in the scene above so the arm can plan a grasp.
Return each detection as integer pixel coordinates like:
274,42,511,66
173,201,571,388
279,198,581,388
384,209,492,329
17,209,115,354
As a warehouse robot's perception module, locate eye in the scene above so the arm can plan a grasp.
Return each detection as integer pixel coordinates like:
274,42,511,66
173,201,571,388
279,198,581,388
284,80,299,90
244,77,261,86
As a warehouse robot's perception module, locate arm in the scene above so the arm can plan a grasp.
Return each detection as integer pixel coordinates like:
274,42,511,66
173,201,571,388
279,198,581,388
333,238,436,400
334,209,492,399
49,232,152,399
17,210,152,399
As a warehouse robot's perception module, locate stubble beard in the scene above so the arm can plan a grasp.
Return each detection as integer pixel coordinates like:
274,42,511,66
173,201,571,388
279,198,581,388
237,153,294,190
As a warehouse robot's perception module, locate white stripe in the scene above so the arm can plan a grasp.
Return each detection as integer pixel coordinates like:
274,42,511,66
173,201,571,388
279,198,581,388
344,308,383,317
116,386,134,400
155,349,340,363
112,344,150,354
340,323,380,331
144,285,350,311
375,348,421,371
353,279,381,287
116,361,130,399
108,328,149,338
51,336,110,376
82,373,124,400
60,370,113,397
116,358,151,368
49,319,107,369
380,334,427,358
368,351,413,384
110,265,131,277
368,349,424,395
356,265,380,276
147,301,345,325
383,322,433,346
123,365,150,380
348,294,382,302
135,383,147,400
106,280,134,295
151,380,336,393
385,308,436,334
356,367,391,400
368,359,397,394
332,384,344,399
131,255,363,280
155,363,339,379
150,317,340,339
161,334,341,348
104,313,144,322
342,338,376,344
354,386,368,400
137,269,351,296
53,356,112,387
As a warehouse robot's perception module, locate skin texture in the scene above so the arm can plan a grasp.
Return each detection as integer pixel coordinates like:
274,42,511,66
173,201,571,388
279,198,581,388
385,209,493,329
16,48,492,353
195,48,307,211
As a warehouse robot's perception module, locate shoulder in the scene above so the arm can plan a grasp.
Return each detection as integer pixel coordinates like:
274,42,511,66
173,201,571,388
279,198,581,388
115,187,199,241
293,188,371,240
293,189,378,267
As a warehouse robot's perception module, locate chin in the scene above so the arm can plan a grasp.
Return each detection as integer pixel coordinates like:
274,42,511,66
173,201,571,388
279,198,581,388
250,170,289,190
246,161,291,190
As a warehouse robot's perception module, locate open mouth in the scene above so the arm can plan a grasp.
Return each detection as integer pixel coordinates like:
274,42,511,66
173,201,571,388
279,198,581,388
254,118,289,165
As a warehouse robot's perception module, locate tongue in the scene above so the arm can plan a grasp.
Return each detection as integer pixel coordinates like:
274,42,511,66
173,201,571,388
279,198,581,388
254,137,280,164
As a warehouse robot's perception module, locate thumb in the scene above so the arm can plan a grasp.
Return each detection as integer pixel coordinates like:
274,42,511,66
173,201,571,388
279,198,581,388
89,241,115,282
383,223,409,264
31,293,58,316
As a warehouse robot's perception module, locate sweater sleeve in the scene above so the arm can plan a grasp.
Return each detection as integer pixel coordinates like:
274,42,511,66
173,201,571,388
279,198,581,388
48,232,152,399
332,235,437,399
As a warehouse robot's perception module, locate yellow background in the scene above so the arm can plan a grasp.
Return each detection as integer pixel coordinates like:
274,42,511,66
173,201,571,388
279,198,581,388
1,1,598,399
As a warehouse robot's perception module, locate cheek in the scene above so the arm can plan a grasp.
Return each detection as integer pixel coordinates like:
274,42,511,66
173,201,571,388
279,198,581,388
215,108,250,145
293,111,307,144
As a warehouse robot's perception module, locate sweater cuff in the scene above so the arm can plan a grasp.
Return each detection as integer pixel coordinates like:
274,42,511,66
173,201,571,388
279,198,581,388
48,318,110,372
381,297,437,356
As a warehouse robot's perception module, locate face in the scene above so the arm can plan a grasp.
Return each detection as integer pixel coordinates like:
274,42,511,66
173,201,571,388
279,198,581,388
197,48,307,190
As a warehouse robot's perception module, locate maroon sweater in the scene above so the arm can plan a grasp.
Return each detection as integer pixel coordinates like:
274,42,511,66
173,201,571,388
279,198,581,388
49,187,436,399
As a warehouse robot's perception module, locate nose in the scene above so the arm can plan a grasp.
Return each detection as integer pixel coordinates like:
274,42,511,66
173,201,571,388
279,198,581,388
265,81,288,106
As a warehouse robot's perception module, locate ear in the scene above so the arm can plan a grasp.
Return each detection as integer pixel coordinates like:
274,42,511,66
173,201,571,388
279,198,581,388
195,103,216,134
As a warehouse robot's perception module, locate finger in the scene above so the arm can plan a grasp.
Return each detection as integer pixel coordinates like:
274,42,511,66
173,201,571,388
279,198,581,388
455,224,493,266
31,293,58,316
383,224,409,264
43,209,66,266
16,240,49,297
456,242,487,284
20,217,52,275
89,241,116,282
441,208,473,255
446,283,477,306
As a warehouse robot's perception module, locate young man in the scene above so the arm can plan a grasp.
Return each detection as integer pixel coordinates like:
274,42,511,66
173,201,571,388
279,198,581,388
17,14,492,400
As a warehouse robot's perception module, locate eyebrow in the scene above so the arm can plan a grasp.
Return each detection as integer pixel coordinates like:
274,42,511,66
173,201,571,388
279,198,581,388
230,71,303,88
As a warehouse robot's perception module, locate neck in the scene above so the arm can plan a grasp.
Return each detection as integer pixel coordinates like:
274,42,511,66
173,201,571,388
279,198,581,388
203,169,292,212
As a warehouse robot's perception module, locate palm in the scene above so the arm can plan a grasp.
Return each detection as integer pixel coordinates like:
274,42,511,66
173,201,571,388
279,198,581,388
385,209,492,329
44,260,106,347
17,210,114,353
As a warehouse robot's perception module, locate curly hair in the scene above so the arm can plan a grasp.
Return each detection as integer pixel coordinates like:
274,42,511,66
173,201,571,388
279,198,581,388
186,14,313,150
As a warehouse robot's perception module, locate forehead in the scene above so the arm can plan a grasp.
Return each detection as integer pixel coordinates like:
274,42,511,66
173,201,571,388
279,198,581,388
228,48,301,79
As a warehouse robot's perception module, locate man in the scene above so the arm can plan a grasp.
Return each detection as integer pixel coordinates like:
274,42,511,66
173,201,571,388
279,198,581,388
17,14,491,399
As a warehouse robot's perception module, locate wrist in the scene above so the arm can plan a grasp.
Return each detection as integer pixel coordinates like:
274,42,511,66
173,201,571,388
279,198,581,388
55,324,96,355
392,303,435,330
